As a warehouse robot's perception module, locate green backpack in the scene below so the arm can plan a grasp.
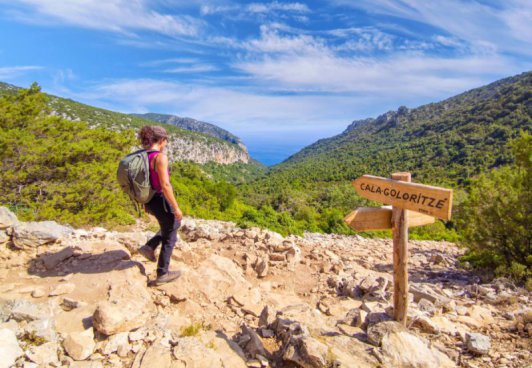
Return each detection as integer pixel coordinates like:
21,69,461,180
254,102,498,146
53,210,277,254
117,149,157,206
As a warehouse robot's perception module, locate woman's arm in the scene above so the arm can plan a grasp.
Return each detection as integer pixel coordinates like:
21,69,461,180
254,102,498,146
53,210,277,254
155,154,183,220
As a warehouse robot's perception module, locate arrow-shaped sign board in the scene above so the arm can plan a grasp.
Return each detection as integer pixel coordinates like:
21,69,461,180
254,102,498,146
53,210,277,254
352,175,453,220
344,206,435,231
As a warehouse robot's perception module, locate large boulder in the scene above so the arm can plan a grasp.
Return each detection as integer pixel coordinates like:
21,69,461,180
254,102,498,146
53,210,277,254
93,281,153,335
368,321,455,368
9,299,50,322
93,299,151,336
0,328,23,368
63,328,95,360
0,207,18,230
139,342,173,368
25,341,60,366
172,336,224,368
466,333,491,355
12,221,72,249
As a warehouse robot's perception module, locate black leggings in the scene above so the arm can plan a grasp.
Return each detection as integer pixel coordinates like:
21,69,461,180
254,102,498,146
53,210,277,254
145,193,181,276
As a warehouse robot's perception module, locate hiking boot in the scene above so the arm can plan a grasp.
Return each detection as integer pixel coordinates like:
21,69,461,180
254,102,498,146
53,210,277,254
138,244,156,262
153,271,181,286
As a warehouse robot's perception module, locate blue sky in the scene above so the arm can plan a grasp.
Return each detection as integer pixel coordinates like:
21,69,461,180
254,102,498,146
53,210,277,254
0,0,531,165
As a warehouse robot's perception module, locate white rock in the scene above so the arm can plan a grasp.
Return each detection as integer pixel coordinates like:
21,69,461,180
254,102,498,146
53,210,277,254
9,299,49,321
24,317,57,343
49,282,76,296
0,207,18,230
103,332,129,356
173,336,223,367
13,221,72,249
0,328,23,368
63,328,95,360
25,341,60,366
368,322,455,367
466,333,491,355
139,342,172,368
93,301,151,336
0,230,9,245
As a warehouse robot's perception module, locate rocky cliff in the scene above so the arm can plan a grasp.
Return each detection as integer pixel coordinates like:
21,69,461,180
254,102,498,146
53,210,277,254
0,207,530,368
132,113,246,149
163,133,250,165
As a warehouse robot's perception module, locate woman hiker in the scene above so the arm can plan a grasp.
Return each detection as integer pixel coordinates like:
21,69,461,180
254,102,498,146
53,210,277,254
137,125,183,286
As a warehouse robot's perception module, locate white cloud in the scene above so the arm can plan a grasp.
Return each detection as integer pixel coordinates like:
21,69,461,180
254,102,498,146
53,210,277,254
332,0,532,56
234,51,516,96
243,24,327,54
69,78,364,139
200,1,310,16
6,0,200,37
163,64,218,73
247,2,310,14
0,65,43,80
335,28,394,52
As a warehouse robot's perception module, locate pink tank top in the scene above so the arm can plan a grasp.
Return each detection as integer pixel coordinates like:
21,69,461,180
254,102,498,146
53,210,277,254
148,151,166,193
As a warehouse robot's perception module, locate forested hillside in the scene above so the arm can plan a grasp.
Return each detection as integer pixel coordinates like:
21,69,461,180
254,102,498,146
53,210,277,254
273,71,531,186
0,82,251,165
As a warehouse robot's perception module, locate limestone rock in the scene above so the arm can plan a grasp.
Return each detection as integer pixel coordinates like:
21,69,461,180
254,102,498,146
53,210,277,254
93,278,153,335
255,257,269,278
49,282,76,296
24,317,57,343
13,221,72,249
70,362,104,368
173,336,223,368
93,300,151,336
241,324,269,358
368,322,455,368
0,328,23,368
466,333,491,355
61,297,87,311
0,207,18,230
103,332,130,356
0,230,9,245
25,341,60,366
63,328,95,360
9,299,49,322
283,335,328,368
139,342,172,368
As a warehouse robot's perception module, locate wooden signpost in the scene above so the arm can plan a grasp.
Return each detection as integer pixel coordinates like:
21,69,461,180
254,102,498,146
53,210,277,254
345,172,453,325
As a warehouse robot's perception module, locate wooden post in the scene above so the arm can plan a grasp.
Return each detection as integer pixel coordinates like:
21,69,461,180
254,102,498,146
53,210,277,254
391,172,410,325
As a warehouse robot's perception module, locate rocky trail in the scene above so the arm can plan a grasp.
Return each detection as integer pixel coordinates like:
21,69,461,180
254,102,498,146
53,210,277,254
0,207,530,368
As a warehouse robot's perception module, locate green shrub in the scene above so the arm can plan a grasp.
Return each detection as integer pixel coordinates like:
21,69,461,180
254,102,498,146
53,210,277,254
457,132,531,280
0,83,136,227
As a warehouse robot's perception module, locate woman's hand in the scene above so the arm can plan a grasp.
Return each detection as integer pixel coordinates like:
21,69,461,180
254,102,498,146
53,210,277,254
174,207,183,221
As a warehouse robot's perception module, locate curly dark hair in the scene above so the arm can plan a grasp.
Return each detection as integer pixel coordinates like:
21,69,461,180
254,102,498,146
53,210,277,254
138,125,168,149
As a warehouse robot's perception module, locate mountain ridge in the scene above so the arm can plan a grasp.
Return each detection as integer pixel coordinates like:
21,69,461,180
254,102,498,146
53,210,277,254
131,112,246,150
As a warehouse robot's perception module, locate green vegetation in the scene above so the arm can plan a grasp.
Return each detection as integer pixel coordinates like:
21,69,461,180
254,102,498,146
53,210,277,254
0,83,309,235
180,322,204,337
0,72,530,285
0,83,137,227
0,81,247,153
237,71,531,240
457,132,531,281
201,160,268,185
